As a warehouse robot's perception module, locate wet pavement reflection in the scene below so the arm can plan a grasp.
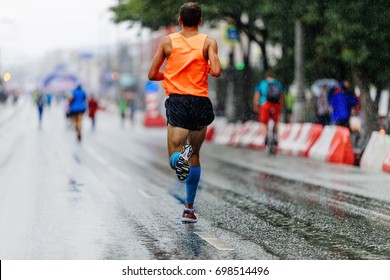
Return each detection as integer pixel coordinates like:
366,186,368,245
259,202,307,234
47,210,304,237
198,160,390,259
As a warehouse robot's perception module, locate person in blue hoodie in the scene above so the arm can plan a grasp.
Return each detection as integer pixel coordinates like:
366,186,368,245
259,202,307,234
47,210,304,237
328,81,358,128
68,84,87,142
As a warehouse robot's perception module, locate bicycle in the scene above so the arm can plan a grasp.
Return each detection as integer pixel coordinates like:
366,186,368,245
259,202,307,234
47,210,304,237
264,108,278,156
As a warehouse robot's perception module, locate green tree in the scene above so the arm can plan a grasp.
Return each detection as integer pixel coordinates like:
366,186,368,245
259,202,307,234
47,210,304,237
322,0,390,139
261,0,390,138
112,0,268,69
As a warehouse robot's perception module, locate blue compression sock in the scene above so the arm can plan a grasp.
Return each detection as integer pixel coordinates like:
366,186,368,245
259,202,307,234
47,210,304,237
186,166,201,205
169,152,180,170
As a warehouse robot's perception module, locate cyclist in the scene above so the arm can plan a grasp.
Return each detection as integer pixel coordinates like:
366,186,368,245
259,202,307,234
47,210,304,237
253,70,285,149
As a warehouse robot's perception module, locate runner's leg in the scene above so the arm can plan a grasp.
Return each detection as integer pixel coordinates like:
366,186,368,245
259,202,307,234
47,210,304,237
75,113,83,141
167,124,188,168
185,126,207,208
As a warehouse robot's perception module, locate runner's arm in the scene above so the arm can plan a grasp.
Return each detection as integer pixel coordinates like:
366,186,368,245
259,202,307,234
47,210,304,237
207,38,222,77
148,36,170,81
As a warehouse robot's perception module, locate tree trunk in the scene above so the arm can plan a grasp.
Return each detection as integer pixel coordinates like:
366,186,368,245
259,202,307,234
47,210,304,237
353,66,379,144
292,19,306,123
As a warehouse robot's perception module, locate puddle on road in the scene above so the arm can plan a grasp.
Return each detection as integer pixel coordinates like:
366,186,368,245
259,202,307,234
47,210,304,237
204,163,390,259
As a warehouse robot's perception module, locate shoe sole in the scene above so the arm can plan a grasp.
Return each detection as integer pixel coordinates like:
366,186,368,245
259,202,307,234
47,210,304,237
181,144,193,159
175,145,193,181
182,220,197,223
181,217,197,223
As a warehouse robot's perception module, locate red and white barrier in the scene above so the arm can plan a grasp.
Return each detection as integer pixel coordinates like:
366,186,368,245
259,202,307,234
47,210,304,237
277,123,303,154
205,125,215,141
247,124,267,150
239,122,263,148
278,123,323,157
206,118,228,141
278,123,292,143
230,121,261,147
382,152,390,173
144,92,165,127
213,122,238,145
360,131,390,172
246,122,292,150
308,125,355,165
228,122,247,146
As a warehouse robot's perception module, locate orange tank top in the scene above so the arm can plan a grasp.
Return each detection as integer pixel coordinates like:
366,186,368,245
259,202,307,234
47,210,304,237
162,33,209,97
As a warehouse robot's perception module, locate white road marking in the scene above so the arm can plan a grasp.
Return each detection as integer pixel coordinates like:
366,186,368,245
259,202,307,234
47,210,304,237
84,145,132,181
138,189,157,198
108,166,132,181
195,232,235,251
83,146,108,165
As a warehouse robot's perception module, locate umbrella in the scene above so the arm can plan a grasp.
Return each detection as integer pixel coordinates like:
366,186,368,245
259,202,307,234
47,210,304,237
310,79,338,97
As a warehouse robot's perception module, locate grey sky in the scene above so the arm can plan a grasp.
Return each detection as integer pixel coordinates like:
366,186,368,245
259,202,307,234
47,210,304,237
0,0,127,67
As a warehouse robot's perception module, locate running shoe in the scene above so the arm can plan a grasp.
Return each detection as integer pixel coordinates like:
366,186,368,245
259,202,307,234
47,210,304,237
175,144,193,181
182,208,197,223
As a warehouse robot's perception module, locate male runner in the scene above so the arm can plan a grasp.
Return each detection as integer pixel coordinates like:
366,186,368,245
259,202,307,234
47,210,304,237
148,2,222,223
68,84,87,142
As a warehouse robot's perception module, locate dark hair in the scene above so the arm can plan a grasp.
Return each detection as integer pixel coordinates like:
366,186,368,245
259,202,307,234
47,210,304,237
265,70,274,78
179,2,202,27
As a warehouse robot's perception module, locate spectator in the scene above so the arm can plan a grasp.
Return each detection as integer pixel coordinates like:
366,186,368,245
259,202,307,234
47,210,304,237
283,89,294,123
315,84,331,126
328,81,358,128
87,95,99,130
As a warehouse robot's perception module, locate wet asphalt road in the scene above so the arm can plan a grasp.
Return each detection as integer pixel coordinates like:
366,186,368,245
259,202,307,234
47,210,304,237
1,98,390,260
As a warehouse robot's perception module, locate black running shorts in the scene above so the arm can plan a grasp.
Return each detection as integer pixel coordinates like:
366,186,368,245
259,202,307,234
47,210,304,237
165,94,215,131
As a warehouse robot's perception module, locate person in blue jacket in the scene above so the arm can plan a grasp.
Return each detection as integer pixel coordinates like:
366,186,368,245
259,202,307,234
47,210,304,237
68,84,87,142
328,81,358,128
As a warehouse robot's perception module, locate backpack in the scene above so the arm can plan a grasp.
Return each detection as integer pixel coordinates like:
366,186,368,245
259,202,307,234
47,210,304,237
266,82,283,103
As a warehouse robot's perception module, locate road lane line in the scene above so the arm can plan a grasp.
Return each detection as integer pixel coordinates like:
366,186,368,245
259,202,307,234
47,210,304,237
108,166,132,181
138,189,157,198
83,146,108,165
84,145,132,181
195,232,235,251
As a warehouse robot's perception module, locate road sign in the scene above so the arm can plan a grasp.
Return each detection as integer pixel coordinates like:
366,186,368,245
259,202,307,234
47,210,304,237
224,24,239,44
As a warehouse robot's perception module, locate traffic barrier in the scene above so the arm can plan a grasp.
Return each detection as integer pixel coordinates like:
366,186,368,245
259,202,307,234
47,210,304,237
383,152,390,173
230,121,260,147
205,125,215,141
277,123,303,155
278,123,323,157
246,122,286,150
308,125,355,165
228,122,246,146
206,118,229,142
360,131,390,172
278,123,292,143
247,124,267,150
238,121,263,148
144,82,166,127
213,122,238,145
